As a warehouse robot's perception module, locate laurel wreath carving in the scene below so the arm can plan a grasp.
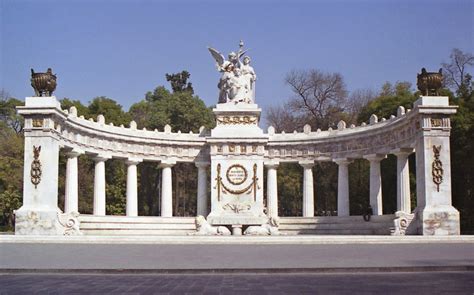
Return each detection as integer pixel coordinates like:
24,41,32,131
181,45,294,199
30,145,42,188
432,145,443,192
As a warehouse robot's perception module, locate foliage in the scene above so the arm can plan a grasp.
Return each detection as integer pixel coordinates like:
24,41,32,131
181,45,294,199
166,70,194,94
60,98,90,117
277,163,303,216
357,82,416,123
88,96,131,126
0,94,24,230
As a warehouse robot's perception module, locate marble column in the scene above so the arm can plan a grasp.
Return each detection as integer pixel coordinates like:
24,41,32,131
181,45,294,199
160,160,175,217
126,158,142,217
392,148,413,213
300,161,315,217
195,162,209,216
334,159,351,216
265,161,279,217
364,154,386,215
93,155,110,216
64,149,83,213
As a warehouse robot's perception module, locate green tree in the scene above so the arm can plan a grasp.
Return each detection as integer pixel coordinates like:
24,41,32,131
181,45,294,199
60,98,90,117
88,96,131,126
0,92,24,230
357,81,417,123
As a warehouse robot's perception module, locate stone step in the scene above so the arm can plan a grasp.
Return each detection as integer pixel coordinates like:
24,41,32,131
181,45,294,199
279,215,395,224
282,228,391,235
279,222,391,230
79,215,195,224
80,223,195,230
81,229,195,236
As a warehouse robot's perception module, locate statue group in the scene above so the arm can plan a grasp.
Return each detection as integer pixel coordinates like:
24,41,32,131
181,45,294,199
208,41,257,104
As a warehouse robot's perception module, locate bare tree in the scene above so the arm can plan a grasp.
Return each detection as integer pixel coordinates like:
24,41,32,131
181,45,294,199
442,48,474,93
266,104,308,133
285,69,348,129
346,88,376,123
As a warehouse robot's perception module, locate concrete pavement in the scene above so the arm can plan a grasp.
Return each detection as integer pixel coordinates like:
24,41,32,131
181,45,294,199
1,235,473,272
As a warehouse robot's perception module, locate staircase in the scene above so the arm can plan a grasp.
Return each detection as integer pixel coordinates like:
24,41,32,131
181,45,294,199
78,214,396,236
279,215,396,235
78,215,196,236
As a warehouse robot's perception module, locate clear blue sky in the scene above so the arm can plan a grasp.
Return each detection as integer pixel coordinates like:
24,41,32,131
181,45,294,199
1,0,473,120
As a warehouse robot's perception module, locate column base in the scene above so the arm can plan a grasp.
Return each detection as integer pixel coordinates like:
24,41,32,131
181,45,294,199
414,205,460,235
15,207,82,236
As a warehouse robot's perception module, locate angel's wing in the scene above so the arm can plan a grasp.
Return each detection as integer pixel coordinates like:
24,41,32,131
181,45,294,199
208,47,225,67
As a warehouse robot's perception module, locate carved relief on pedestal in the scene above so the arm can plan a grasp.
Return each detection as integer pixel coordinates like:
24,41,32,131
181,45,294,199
30,145,42,188
432,145,444,192
216,115,257,125
215,163,260,203
57,211,82,236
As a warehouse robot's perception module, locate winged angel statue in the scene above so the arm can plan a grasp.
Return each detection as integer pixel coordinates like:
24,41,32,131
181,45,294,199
208,41,256,104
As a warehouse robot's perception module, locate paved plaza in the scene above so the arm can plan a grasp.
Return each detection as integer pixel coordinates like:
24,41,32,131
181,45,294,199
1,271,473,294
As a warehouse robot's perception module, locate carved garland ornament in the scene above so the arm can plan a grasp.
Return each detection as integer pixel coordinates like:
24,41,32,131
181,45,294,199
30,145,42,188
214,163,259,201
432,145,443,192
216,116,257,125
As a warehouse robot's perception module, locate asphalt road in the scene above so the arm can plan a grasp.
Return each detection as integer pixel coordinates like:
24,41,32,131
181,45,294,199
1,243,473,271
1,272,473,294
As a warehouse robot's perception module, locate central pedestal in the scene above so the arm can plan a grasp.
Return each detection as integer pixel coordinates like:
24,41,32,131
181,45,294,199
207,103,268,229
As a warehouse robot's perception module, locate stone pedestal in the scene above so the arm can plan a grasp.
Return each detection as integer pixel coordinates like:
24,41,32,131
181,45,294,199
207,103,268,229
414,96,460,235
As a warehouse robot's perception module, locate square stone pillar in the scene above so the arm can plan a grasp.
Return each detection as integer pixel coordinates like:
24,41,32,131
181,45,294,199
15,96,64,235
414,96,459,235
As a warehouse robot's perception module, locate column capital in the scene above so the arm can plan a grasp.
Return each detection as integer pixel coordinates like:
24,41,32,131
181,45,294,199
93,154,112,162
195,161,210,168
125,158,142,165
159,159,176,168
299,160,315,169
264,160,279,169
64,148,84,158
363,154,386,162
333,158,352,165
391,148,414,157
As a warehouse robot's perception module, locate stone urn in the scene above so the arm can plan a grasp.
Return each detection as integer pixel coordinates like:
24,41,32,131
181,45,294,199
417,68,443,96
31,68,57,97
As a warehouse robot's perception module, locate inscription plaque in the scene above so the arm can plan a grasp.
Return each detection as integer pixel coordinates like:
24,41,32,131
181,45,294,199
226,164,248,185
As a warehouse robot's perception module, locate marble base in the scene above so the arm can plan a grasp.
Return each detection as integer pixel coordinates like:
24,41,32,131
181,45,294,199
415,205,460,235
15,208,82,236
15,209,63,235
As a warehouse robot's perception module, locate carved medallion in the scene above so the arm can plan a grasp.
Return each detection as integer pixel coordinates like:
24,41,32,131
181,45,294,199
30,145,42,188
226,164,248,185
